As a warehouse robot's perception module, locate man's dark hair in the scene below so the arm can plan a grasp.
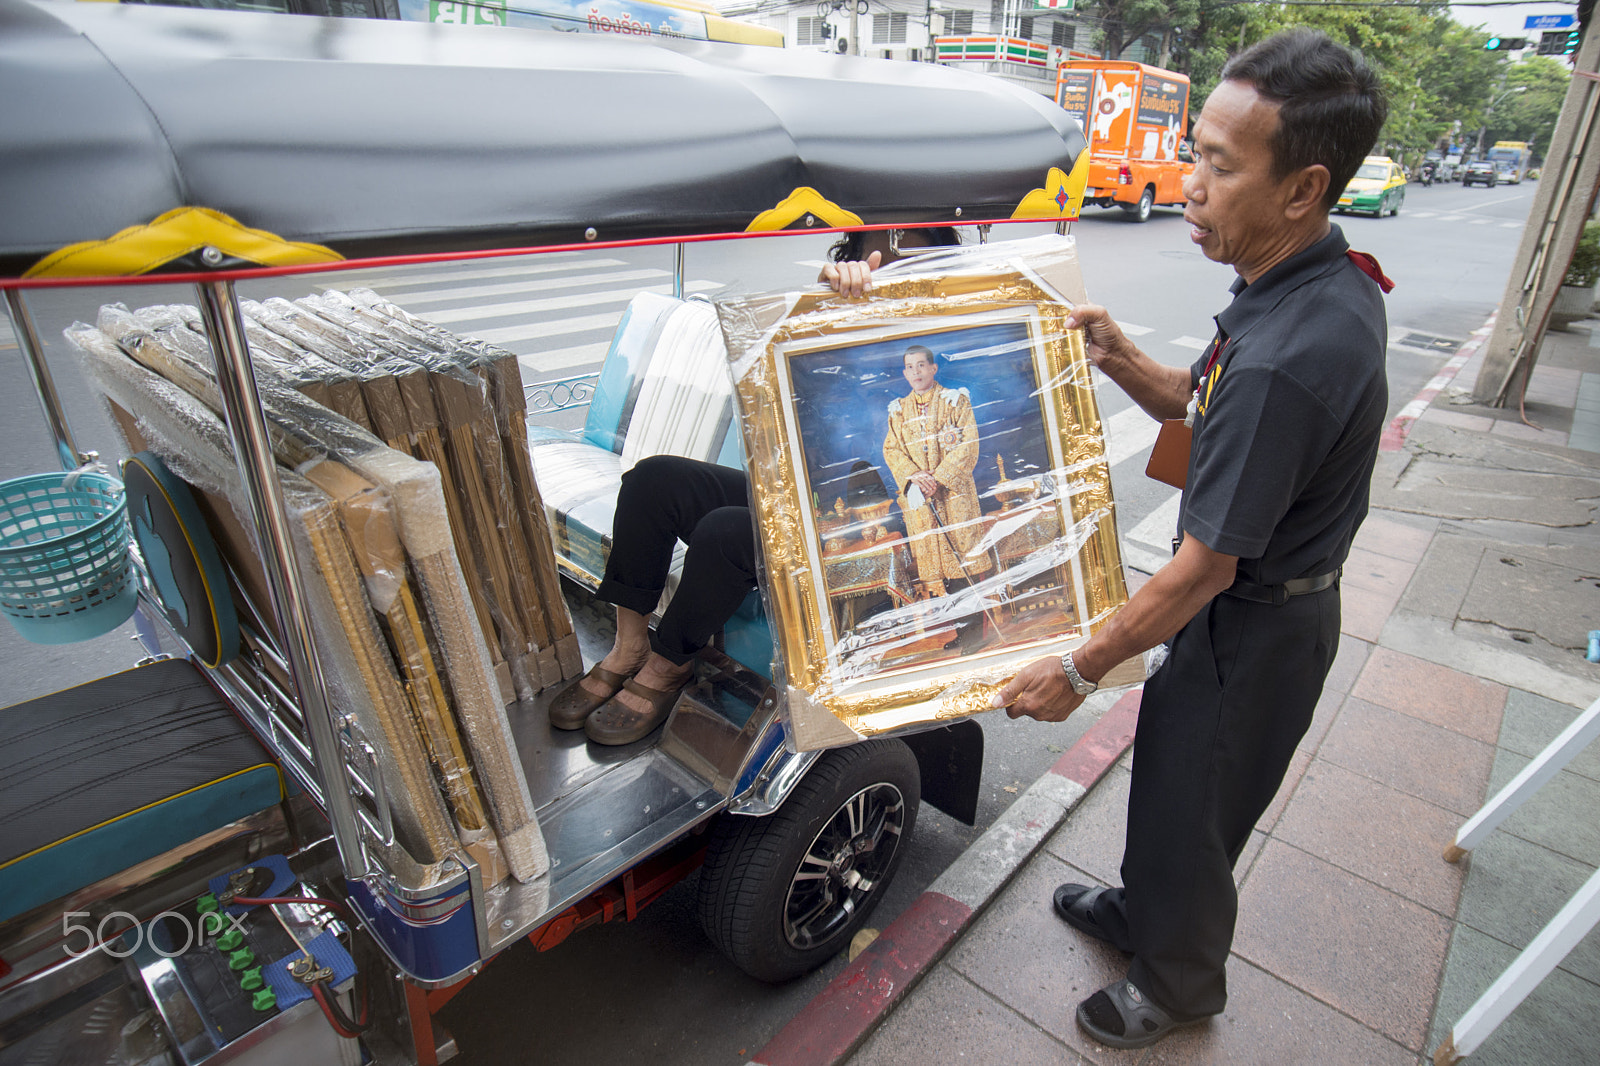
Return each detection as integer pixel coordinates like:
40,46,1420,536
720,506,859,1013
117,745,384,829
1221,29,1387,210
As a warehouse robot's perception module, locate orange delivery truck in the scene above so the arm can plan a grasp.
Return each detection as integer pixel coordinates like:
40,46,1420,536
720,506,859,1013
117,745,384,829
1055,59,1193,222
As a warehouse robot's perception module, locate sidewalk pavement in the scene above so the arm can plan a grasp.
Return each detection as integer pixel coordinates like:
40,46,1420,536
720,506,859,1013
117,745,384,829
752,315,1600,1066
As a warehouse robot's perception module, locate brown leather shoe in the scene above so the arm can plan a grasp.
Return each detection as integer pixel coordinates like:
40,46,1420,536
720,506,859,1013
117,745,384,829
583,677,689,746
548,664,631,730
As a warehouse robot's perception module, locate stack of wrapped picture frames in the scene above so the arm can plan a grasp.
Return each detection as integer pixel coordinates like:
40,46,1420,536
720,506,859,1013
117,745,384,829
64,289,578,889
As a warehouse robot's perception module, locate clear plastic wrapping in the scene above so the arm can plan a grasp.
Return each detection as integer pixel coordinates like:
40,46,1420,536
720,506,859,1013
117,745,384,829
64,306,553,887
717,234,1140,751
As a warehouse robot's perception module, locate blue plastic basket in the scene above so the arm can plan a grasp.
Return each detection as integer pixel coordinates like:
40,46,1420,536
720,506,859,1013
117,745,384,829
0,471,137,644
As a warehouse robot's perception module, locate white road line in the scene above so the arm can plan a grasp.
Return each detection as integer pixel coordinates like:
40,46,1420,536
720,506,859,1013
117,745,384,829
450,310,634,345
1469,218,1492,225
1170,335,1210,350
1435,215,1463,222
1102,406,1161,469
1125,491,1183,559
518,341,613,378
418,284,669,324
1410,211,1437,219
685,280,724,294
386,268,671,305
1500,221,1521,228
323,254,611,291
1115,321,1155,337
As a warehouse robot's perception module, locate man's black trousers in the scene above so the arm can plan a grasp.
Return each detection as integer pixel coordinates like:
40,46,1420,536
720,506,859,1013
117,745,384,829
1082,585,1340,1018
595,455,756,665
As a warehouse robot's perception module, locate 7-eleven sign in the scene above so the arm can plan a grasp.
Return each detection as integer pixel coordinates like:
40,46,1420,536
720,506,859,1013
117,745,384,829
1034,0,1074,7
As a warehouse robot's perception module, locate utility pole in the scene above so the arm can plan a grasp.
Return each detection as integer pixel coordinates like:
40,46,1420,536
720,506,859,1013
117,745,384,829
1471,29,1600,404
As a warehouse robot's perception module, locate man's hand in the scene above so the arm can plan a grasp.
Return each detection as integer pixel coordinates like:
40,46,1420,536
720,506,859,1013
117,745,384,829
992,655,1085,722
1063,303,1137,376
909,470,940,497
819,250,882,298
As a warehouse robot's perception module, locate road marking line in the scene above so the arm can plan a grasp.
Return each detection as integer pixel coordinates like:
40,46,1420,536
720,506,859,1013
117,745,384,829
417,284,668,324
1469,219,1492,225
1501,222,1521,228
518,341,613,378
1170,335,1210,350
1410,211,1438,218
1436,215,1463,222
1127,491,1182,553
1381,315,1492,452
324,254,609,290
388,267,670,305
446,309,637,345
1103,406,1161,468
1114,321,1154,336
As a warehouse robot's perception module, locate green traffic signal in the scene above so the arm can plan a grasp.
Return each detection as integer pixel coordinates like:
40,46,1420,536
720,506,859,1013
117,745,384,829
1485,36,1501,50
1485,36,1528,51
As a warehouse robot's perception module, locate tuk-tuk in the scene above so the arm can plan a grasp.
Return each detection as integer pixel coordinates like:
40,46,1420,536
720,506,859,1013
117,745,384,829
0,2,1090,1062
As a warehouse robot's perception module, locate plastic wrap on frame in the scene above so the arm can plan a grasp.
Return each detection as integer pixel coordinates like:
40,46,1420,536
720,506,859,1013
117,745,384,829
717,234,1134,750
66,313,551,886
61,322,463,887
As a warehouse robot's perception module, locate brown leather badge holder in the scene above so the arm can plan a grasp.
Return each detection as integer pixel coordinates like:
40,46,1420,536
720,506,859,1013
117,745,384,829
1145,419,1191,490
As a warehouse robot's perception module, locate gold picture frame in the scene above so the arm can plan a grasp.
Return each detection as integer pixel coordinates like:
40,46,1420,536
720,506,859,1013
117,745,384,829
721,238,1132,749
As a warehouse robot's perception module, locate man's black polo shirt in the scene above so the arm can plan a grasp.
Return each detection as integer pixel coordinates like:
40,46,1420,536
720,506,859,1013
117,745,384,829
1180,225,1388,587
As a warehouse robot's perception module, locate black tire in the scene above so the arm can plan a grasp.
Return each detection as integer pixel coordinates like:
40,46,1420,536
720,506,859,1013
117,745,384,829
697,739,920,983
1123,185,1156,223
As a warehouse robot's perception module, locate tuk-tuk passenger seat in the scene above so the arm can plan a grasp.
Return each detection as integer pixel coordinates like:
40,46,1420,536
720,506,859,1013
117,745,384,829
526,292,739,593
0,659,286,924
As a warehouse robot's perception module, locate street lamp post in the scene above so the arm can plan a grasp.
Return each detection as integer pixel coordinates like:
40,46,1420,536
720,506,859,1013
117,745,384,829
1477,85,1528,158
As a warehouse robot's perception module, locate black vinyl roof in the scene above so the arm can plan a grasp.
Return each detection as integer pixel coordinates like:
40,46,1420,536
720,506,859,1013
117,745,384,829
0,0,1087,276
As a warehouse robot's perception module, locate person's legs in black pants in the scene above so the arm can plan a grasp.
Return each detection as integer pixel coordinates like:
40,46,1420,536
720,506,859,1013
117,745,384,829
1071,589,1338,1037
560,455,754,742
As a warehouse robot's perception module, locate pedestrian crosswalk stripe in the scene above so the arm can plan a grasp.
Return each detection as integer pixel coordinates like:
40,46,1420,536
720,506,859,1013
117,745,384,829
1469,219,1492,225
1103,405,1161,468
518,340,613,378
418,284,667,325
1500,222,1521,228
383,267,670,305
1411,211,1437,219
452,309,639,345
1436,215,1463,222
1126,491,1183,557
320,253,607,290
1171,335,1209,350
1115,321,1154,336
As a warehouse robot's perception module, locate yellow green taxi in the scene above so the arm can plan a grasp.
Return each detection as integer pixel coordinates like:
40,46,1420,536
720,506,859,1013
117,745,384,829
1337,156,1407,217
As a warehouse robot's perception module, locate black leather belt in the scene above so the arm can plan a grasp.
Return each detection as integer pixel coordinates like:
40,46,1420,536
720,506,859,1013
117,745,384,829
1224,568,1341,606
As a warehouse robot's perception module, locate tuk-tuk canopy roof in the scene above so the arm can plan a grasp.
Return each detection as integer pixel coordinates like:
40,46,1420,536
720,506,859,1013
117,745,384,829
0,0,1088,278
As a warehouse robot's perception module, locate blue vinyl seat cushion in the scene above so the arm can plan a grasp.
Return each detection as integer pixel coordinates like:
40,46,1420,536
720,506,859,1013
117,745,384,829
0,658,284,923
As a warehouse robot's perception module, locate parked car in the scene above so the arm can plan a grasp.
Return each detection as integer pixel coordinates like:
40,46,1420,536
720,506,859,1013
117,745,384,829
1336,155,1407,217
1463,160,1499,187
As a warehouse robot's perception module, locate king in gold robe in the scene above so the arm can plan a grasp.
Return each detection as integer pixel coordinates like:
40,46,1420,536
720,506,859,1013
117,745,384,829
882,346,992,597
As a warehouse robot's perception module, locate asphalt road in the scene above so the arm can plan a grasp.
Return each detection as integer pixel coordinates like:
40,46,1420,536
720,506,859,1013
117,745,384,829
0,177,1537,1063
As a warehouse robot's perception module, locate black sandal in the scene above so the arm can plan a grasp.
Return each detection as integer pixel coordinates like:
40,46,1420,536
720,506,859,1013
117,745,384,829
1076,978,1211,1050
1051,883,1129,953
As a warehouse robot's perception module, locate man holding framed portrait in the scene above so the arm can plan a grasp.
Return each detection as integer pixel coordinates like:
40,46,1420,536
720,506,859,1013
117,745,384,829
996,29,1391,1050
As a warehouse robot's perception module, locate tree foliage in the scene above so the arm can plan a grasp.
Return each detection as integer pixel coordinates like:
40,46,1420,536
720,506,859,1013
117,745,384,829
1082,0,1566,168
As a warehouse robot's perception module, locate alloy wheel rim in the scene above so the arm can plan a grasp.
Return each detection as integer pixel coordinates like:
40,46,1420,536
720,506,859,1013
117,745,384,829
782,782,906,950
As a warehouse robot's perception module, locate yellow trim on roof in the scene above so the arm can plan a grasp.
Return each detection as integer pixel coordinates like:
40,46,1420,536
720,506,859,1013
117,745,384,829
705,14,783,46
1011,153,1090,221
746,187,863,233
24,206,341,279
0,762,285,873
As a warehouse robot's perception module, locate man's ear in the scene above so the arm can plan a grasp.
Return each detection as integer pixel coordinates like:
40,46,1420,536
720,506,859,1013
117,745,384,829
1285,164,1331,219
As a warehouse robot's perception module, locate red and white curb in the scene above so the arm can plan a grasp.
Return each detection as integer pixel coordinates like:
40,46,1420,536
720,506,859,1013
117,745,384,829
746,688,1143,1066
1381,313,1496,452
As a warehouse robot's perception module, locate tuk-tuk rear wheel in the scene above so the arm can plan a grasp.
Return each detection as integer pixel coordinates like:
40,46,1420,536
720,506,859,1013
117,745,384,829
697,738,920,983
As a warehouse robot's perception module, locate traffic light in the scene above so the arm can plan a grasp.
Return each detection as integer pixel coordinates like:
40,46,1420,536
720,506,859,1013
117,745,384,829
1485,36,1528,51
1537,30,1581,55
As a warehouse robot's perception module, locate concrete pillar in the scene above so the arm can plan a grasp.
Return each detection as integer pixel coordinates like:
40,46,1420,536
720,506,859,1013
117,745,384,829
1470,29,1600,405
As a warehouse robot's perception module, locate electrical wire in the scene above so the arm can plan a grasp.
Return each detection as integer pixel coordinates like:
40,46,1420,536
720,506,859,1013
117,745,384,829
232,894,370,1037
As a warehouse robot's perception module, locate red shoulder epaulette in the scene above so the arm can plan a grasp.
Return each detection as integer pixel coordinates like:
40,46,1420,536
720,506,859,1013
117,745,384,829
1345,249,1395,293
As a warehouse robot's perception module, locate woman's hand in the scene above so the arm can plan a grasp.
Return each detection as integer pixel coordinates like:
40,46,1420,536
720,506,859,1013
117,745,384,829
820,250,882,298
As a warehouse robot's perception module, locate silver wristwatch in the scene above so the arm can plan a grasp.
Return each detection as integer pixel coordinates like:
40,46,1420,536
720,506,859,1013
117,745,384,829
1060,651,1097,696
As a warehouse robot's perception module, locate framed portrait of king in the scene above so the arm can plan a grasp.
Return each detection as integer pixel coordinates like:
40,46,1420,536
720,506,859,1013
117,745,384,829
719,236,1134,750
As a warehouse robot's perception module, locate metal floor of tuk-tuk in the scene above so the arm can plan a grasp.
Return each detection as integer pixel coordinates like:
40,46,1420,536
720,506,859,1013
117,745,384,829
476,588,770,951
